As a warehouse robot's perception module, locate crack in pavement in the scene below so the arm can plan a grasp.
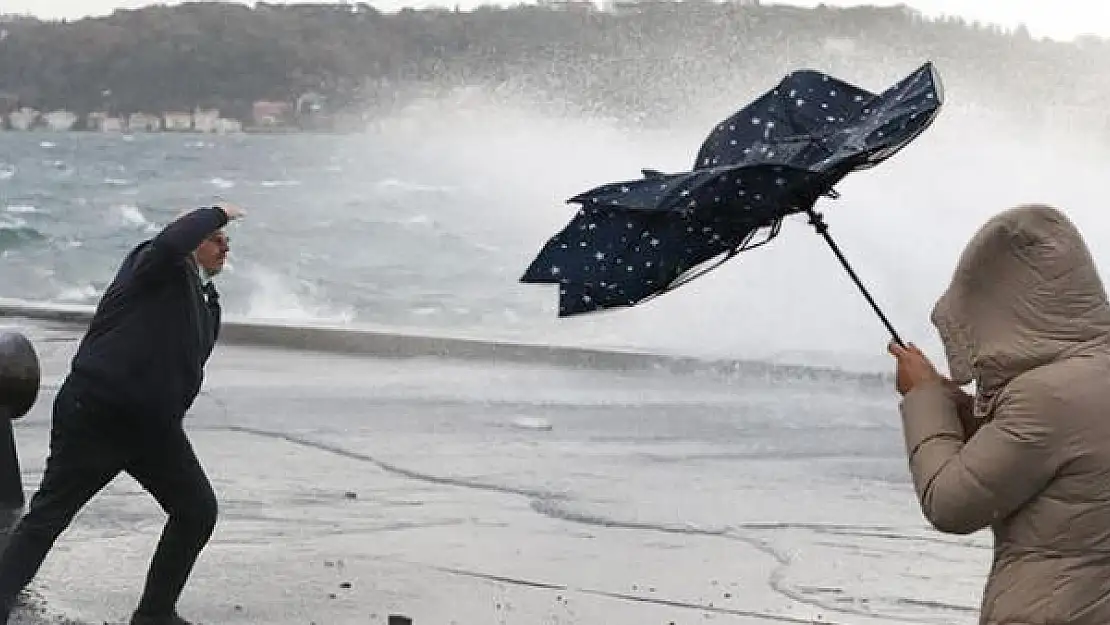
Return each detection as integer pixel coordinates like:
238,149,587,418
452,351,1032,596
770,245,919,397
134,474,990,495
214,418,952,624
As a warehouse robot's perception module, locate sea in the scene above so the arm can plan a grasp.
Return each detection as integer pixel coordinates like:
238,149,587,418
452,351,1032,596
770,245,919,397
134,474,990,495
1,92,1110,624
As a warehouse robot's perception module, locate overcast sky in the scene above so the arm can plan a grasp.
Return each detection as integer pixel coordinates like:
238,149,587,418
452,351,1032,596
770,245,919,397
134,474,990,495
5,0,1109,42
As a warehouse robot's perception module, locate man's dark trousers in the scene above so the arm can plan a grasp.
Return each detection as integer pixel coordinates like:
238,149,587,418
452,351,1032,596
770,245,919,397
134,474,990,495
0,377,218,616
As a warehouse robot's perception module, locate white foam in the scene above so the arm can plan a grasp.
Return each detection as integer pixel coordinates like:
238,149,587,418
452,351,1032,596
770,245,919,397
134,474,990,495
113,204,159,233
56,283,100,302
241,264,356,324
374,177,454,194
511,416,554,431
0,215,29,230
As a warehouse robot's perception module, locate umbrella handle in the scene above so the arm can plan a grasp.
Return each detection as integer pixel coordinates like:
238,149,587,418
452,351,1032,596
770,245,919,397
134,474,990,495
805,209,906,348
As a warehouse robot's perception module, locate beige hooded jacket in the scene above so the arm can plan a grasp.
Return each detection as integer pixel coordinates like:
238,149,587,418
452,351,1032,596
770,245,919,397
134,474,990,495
900,204,1110,624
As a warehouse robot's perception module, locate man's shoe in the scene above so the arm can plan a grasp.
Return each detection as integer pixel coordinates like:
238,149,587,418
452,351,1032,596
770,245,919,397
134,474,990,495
129,611,194,625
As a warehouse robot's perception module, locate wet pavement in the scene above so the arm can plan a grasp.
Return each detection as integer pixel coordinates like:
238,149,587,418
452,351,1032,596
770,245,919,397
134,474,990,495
0,317,983,625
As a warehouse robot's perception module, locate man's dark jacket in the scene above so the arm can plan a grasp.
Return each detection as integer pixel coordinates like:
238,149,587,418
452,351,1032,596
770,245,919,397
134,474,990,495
68,207,229,424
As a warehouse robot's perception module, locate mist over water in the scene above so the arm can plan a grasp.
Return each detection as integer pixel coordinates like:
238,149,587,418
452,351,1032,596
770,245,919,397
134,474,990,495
354,78,1110,369
1,59,1108,372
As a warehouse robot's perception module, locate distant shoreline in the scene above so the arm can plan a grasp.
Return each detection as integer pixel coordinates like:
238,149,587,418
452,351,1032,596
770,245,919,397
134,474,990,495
0,126,362,137
2,1,1107,136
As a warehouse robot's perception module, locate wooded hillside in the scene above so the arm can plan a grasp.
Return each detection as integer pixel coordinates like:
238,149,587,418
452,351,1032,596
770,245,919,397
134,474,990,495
0,1,1105,125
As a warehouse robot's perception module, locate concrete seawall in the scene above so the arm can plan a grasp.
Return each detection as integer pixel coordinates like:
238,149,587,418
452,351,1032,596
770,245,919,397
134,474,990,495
0,298,892,388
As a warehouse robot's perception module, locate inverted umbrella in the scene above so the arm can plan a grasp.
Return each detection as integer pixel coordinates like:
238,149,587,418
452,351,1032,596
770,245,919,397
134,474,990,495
520,61,944,346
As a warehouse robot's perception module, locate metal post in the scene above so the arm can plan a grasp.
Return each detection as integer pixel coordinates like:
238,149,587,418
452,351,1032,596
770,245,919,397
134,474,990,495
805,208,905,347
0,411,21,555
0,331,40,550
0,412,21,510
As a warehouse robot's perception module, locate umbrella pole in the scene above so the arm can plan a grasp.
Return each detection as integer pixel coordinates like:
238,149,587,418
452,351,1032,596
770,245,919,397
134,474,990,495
805,209,906,348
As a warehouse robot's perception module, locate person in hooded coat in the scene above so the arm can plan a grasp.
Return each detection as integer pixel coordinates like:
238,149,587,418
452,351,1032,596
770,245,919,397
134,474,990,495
889,204,1110,625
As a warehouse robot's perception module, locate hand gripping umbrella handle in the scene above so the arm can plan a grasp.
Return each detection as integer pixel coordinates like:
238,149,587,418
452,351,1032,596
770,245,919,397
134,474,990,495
805,209,906,348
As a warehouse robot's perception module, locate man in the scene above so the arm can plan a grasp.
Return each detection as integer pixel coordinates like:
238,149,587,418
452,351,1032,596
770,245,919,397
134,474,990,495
0,203,245,625
889,204,1110,624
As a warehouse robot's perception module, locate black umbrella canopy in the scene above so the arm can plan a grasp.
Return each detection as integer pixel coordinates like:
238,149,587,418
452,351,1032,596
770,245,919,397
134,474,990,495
522,61,943,341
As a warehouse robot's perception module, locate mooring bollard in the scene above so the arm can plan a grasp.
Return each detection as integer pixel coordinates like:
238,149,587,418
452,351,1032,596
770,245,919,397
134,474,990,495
0,331,41,530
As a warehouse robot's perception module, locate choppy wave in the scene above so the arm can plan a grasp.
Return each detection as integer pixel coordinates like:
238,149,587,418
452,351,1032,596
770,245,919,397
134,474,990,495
2,102,1106,372
0,217,46,248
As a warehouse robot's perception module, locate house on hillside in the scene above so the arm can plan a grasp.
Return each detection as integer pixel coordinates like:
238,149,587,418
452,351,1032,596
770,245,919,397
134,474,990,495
127,112,161,132
214,117,243,134
43,110,78,131
8,107,38,130
193,107,220,133
251,100,291,128
87,112,124,132
163,111,193,131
